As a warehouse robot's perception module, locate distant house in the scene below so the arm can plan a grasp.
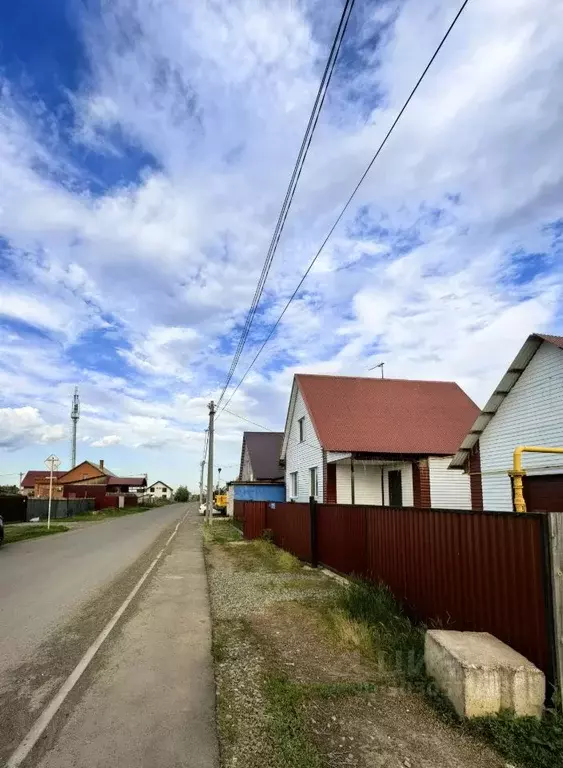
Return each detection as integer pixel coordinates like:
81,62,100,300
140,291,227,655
450,333,563,512
144,481,174,501
21,470,65,497
281,374,479,508
227,432,286,515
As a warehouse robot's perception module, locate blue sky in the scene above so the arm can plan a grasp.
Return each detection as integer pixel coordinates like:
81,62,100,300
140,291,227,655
0,0,562,489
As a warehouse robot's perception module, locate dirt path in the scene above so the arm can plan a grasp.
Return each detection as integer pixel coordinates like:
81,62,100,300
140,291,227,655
205,526,505,768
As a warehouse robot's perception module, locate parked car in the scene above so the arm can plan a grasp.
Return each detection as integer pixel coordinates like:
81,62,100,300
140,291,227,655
0,514,4,546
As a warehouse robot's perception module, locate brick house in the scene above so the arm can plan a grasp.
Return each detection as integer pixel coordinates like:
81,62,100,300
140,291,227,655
281,374,479,508
31,460,146,503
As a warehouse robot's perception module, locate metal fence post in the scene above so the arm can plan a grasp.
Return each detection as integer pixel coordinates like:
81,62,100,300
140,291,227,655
309,496,318,567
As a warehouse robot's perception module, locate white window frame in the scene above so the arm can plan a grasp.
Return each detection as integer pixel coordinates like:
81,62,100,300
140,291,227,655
290,471,298,498
309,467,318,499
298,417,304,442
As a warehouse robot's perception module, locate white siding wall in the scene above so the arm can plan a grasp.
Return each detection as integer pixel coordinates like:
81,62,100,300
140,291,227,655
336,463,383,504
285,387,324,502
429,457,471,509
240,445,253,481
336,461,412,506
480,341,563,511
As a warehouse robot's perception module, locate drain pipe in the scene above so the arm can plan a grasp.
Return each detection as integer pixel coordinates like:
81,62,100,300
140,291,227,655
511,445,563,512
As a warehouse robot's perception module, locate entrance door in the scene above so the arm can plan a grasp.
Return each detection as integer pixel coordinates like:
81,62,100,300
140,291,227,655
388,470,403,507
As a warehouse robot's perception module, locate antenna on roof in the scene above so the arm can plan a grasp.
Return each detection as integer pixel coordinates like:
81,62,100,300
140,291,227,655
369,362,385,379
71,386,80,467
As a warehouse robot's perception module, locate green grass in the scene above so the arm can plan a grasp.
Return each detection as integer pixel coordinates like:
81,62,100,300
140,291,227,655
4,524,69,544
264,675,323,768
334,578,563,768
205,520,243,544
236,539,301,572
60,506,150,522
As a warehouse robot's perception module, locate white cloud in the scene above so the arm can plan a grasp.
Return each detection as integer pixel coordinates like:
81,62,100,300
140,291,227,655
0,0,562,485
91,434,122,447
0,407,66,450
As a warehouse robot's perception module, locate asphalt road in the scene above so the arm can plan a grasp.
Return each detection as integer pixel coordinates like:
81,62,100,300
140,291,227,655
0,504,197,765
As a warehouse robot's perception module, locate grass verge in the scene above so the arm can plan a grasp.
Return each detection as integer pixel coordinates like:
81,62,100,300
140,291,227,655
59,506,150,522
4,524,69,545
332,578,563,768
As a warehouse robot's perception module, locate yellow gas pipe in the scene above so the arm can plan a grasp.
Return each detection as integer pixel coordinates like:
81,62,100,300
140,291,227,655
511,445,563,512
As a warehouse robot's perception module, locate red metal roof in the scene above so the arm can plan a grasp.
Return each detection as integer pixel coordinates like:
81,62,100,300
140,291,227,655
295,374,479,456
536,333,563,350
21,470,66,488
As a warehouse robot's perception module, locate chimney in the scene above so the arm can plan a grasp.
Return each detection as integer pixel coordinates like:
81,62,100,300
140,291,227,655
100,459,104,471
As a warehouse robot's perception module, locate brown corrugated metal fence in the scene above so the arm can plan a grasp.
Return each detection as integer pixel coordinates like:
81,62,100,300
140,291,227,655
237,499,554,681
266,502,311,561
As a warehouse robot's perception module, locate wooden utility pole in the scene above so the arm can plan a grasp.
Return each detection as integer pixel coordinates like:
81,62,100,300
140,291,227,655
206,402,215,525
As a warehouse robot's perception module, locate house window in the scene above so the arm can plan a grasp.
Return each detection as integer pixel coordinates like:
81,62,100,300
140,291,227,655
290,472,298,498
310,467,318,499
298,417,304,442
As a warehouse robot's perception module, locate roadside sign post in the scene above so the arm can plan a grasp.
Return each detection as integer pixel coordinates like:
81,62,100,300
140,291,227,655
44,454,61,530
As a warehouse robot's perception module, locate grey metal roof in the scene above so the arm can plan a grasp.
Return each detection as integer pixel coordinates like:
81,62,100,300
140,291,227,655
449,334,563,468
240,432,284,480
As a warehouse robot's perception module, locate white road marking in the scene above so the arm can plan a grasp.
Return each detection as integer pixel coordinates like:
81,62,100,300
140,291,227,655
6,511,189,768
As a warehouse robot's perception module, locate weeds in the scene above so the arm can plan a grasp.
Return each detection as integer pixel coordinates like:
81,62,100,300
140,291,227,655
469,710,563,768
205,520,243,544
235,539,301,572
264,675,323,768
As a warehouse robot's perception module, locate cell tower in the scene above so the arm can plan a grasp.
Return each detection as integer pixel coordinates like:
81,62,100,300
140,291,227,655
71,386,80,468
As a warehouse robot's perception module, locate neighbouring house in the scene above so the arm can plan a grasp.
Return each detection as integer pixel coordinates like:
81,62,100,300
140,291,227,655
31,460,147,507
227,431,286,515
21,470,65,497
143,481,174,501
281,374,480,508
449,333,563,513
239,431,284,481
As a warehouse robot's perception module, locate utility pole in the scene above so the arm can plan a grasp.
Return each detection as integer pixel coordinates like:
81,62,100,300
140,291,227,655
199,429,208,504
70,386,80,467
206,401,215,525
44,454,61,530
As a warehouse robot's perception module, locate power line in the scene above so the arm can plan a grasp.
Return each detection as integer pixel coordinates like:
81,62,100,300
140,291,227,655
215,0,358,408
218,0,471,415
222,407,321,454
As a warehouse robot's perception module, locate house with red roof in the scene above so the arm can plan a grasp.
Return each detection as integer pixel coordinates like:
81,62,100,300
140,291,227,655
450,333,563,512
281,374,479,509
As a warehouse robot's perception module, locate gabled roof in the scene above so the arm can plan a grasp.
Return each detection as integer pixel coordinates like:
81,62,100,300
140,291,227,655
21,470,66,488
239,432,284,480
58,460,116,483
449,333,563,469
282,374,479,457
147,480,172,490
109,477,147,487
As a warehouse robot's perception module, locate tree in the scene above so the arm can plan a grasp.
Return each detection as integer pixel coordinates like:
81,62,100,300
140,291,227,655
174,485,190,502
0,484,20,495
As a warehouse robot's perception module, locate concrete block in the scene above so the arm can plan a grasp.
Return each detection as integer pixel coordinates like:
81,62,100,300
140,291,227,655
425,630,545,719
